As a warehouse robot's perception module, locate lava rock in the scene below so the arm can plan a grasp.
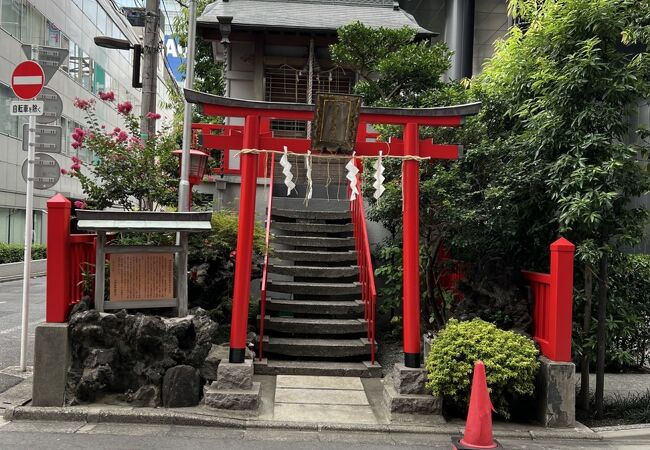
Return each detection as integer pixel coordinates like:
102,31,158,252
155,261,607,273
131,384,161,407
162,365,201,407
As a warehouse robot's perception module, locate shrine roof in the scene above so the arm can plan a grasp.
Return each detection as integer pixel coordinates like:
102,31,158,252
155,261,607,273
199,0,434,36
76,211,213,232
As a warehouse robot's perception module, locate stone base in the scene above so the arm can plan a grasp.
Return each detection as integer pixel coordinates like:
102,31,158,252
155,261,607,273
383,363,442,422
216,360,253,390
204,381,261,410
32,322,69,407
536,356,575,427
383,383,441,417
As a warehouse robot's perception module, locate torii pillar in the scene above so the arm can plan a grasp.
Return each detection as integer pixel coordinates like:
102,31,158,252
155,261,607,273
184,89,480,368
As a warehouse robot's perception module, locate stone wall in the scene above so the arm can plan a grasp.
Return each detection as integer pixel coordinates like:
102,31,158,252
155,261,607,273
65,302,229,408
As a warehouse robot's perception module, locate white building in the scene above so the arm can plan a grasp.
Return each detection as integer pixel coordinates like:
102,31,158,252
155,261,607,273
0,0,173,244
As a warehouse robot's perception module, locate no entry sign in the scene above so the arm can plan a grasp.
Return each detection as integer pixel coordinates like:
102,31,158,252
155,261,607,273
11,61,45,100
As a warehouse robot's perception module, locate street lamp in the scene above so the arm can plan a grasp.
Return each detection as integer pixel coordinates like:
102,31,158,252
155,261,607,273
173,149,209,209
94,36,143,88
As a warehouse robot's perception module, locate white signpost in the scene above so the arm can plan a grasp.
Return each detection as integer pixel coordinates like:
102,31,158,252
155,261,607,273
11,49,57,372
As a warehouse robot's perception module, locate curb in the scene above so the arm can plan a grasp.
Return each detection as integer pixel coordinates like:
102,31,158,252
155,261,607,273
3,406,604,440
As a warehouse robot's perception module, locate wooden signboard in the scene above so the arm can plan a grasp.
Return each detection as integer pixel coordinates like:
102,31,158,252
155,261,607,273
110,253,174,301
311,93,362,154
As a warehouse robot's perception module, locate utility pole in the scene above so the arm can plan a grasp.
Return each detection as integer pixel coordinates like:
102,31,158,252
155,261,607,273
141,0,160,139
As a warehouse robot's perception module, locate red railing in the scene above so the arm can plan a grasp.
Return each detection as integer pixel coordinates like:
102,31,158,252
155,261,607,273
521,237,575,362
46,194,97,323
258,154,276,360
350,163,377,364
192,123,268,177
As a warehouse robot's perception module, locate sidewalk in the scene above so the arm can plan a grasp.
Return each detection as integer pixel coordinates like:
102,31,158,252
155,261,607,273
1,371,606,444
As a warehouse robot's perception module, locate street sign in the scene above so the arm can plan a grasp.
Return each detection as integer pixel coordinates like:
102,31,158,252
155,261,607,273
21,152,60,190
22,45,69,84
10,101,44,116
22,124,62,153
35,88,62,124
11,61,45,100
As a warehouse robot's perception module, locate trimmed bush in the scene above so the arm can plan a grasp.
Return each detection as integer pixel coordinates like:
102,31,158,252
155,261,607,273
425,318,539,418
0,243,46,264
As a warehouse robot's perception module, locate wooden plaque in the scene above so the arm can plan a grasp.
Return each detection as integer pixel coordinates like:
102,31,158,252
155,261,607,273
311,93,362,153
110,253,174,301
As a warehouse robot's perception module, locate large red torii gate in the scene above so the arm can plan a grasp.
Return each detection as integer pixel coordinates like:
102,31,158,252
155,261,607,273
185,89,480,368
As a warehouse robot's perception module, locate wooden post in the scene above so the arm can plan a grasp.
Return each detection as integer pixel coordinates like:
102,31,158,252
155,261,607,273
45,194,71,323
549,237,575,362
229,115,260,363
402,122,421,368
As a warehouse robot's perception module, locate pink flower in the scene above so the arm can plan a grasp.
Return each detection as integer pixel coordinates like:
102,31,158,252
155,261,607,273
73,98,93,110
71,163,81,171
145,112,161,120
88,132,95,140
60,168,68,175
116,131,128,143
111,127,121,136
71,155,81,164
71,141,81,149
73,200,87,209
98,91,115,102
117,101,133,115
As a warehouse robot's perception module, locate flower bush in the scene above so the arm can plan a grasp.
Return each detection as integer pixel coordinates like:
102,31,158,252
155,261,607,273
425,318,539,418
66,93,178,211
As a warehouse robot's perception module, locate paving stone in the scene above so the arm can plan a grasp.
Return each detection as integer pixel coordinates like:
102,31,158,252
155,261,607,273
272,403,378,424
275,387,369,405
276,375,364,390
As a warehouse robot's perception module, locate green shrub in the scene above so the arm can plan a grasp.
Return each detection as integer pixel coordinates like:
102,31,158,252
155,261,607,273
425,318,539,418
0,243,47,264
574,253,650,371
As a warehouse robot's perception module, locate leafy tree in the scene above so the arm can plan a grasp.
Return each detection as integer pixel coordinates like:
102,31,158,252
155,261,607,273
66,95,179,211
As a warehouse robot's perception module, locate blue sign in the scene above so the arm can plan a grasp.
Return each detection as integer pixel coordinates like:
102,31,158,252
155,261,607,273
164,35,185,82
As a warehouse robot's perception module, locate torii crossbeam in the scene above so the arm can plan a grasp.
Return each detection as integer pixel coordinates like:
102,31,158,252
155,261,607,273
185,89,481,368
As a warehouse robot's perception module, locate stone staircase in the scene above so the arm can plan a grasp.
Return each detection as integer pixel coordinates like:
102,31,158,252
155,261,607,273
255,197,381,378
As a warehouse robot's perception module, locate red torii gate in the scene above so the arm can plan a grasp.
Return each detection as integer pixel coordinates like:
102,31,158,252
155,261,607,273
185,90,480,368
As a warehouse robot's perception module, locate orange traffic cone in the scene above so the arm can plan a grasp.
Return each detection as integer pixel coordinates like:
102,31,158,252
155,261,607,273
452,361,502,449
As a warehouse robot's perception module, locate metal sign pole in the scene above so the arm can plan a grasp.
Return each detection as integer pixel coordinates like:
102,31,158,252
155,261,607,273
19,112,36,372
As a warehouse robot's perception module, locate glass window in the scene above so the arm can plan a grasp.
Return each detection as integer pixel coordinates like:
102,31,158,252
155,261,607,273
59,34,69,73
0,83,19,137
45,20,60,47
96,6,106,35
93,64,106,93
72,0,82,9
0,0,22,39
82,0,97,23
21,2,45,46
68,40,80,82
80,51,93,91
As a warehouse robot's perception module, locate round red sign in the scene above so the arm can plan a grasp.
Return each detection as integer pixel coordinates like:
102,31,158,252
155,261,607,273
11,61,45,100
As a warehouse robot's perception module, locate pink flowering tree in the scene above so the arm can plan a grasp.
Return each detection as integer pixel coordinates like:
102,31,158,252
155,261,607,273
66,94,179,211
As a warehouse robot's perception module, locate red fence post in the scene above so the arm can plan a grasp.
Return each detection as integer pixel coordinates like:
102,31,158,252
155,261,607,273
46,194,71,323
548,237,575,362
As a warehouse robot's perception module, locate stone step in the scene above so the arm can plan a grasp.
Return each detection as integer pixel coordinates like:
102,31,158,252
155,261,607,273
261,316,367,335
272,222,353,233
267,280,361,295
268,264,359,278
272,250,357,263
266,298,365,315
254,359,382,378
272,208,351,221
261,336,374,358
274,235,355,248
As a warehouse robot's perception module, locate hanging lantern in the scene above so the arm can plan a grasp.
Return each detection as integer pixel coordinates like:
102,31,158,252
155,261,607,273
173,149,209,185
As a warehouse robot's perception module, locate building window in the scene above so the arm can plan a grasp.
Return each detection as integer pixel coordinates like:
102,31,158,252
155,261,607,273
0,0,22,38
0,83,20,137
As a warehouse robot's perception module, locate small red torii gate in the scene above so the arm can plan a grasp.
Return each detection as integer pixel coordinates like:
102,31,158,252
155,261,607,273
185,90,480,368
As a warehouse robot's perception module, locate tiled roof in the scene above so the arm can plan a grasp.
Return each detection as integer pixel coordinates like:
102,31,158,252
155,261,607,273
199,0,434,35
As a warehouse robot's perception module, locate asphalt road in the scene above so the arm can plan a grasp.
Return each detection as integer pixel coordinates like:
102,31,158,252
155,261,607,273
0,277,45,392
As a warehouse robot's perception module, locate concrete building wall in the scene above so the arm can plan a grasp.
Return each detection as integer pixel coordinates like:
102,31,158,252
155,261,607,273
0,0,173,244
